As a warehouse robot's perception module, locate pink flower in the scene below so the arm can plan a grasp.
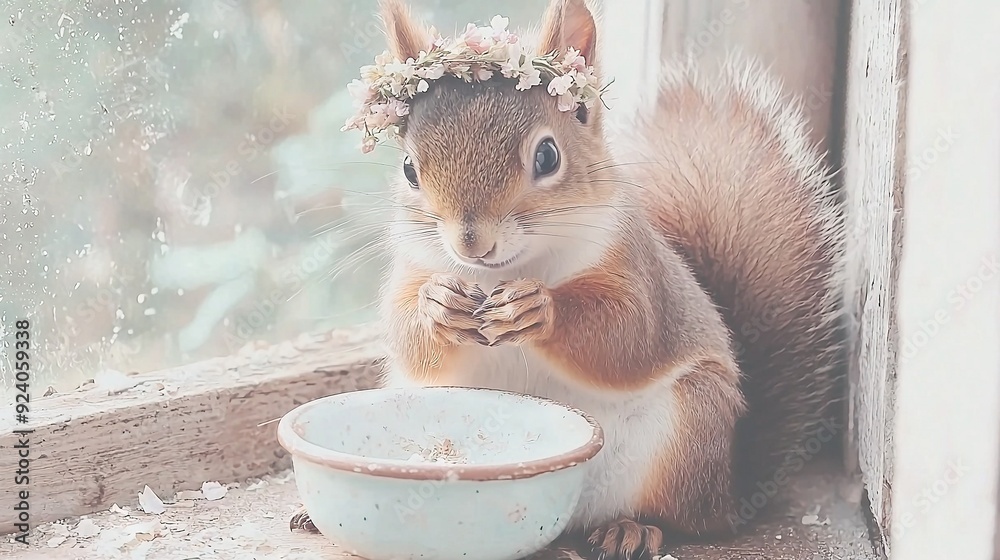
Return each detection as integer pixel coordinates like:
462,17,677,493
461,23,492,54
562,48,589,73
365,102,406,129
361,136,377,153
386,99,410,119
341,114,365,132
555,92,577,112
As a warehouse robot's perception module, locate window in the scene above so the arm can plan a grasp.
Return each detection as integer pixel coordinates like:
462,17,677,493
2,0,624,398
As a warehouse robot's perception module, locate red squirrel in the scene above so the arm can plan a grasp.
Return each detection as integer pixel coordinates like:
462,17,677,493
292,1,846,558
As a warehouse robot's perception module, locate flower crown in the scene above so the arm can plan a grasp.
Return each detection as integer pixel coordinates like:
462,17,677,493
342,15,606,153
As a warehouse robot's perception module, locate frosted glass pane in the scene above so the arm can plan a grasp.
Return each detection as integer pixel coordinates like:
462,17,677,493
0,1,555,395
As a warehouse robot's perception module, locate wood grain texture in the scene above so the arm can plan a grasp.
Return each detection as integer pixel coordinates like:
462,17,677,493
0,328,382,535
1,458,878,559
840,0,907,554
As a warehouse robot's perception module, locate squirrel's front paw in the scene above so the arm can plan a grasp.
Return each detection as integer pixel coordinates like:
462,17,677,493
474,279,555,346
418,273,489,346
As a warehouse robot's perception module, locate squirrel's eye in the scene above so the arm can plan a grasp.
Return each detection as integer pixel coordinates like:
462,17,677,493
533,138,560,178
402,155,419,188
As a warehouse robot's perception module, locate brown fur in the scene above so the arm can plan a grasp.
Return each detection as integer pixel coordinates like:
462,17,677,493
345,1,846,558
383,268,479,385
624,56,847,484
639,358,745,534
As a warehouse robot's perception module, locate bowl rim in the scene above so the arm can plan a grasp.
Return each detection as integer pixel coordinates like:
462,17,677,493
276,386,605,481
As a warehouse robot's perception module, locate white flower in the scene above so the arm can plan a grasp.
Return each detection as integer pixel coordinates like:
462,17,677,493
388,78,405,97
500,43,524,78
490,15,509,33
347,79,373,107
461,22,493,54
489,15,510,43
450,64,472,80
547,74,574,96
418,63,446,80
374,50,394,66
384,60,415,80
474,67,494,81
516,66,541,90
341,13,605,153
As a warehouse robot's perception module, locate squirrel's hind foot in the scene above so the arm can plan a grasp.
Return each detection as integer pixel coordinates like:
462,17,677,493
586,519,664,560
289,506,319,533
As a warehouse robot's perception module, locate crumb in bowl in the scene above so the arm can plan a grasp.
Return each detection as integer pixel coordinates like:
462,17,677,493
402,436,470,464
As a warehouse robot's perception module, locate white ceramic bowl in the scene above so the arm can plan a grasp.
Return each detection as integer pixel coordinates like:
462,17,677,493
276,386,604,560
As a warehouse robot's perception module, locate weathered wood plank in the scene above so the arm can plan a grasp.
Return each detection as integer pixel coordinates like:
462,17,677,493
840,0,908,554
1,459,878,559
0,327,382,535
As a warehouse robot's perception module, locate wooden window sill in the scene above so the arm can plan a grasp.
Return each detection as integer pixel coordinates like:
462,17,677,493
0,326,383,536
3,458,878,559
1,323,878,559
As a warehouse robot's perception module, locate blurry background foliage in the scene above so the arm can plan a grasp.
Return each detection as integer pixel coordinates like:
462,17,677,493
0,0,544,397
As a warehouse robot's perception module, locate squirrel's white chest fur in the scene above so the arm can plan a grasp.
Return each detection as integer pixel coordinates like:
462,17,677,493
383,344,683,529
382,244,684,529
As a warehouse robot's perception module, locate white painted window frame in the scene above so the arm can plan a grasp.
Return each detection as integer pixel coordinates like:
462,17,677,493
890,1,1000,559
596,0,665,114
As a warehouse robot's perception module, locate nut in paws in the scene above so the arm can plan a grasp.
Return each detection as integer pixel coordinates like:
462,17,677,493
418,273,489,346
474,279,554,346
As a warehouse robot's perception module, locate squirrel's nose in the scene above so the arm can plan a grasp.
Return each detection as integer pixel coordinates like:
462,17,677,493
457,241,496,261
455,229,496,260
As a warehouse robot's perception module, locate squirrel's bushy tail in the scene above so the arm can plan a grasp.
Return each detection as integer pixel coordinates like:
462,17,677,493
615,52,848,486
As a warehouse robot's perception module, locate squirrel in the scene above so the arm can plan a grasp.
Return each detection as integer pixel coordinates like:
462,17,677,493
291,0,847,558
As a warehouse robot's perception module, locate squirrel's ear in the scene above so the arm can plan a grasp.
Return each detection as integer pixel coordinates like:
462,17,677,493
537,0,598,65
378,0,431,61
